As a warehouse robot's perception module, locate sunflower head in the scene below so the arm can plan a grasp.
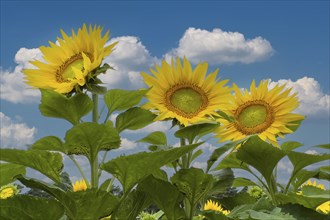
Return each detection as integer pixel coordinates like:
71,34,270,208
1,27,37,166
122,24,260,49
23,24,117,94
0,184,19,199
72,179,88,192
141,57,231,126
203,199,230,215
303,179,325,190
215,80,305,146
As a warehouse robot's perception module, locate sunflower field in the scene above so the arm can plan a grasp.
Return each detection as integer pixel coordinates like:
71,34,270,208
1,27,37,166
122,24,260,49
0,24,329,220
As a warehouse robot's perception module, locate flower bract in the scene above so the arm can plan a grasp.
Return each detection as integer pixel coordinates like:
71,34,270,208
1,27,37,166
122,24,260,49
23,24,117,94
141,58,231,126
215,80,304,146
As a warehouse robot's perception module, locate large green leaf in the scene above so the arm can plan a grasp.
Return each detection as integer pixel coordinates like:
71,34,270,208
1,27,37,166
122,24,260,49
281,141,303,152
39,90,93,125
220,192,256,210
115,107,156,133
276,192,329,210
280,204,330,220
31,136,65,153
17,176,119,220
233,177,258,187
209,168,235,195
104,89,148,115
138,175,186,220
292,169,323,191
138,131,167,145
0,163,26,186
236,136,286,185
64,122,120,160
113,189,151,220
0,149,63,182
101,143,201,193
171,168,215,208
214,151,250,172
175,123,219,144
207,141,240,172
0,195,64,220
287,151,330,190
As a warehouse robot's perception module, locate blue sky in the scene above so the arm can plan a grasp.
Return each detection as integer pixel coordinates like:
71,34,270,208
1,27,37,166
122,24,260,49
1,1,329,183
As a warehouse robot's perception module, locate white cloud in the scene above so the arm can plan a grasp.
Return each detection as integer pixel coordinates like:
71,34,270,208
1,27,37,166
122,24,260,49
115,138,138,151
165,27,274,65
277,160,293,174
100,36,158,89
268,77,329,117
0,112,36,149
0,48,42,103
192,161,207,170
305,150,319,155
199,142,216,152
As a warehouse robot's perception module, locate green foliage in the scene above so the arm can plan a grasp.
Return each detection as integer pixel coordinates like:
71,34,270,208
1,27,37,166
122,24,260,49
235,136,286,186
171,168,215,209
280,204,330,220
104,89,148,115
138,175,186,220
101,143,201,193
115,107,156,133
17,176,119,220
209,169,235,195
113,190,151,220
0,195,64,220
280,141,303,152
63,122,120,160
138,131,167,145
39,90,93,125
31,136,65,152
0,149,63,183
0,163,26,186
175,123,219,144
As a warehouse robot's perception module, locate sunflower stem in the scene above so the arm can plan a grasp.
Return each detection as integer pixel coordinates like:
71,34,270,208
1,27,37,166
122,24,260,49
69,155,89,187
91,93,99,188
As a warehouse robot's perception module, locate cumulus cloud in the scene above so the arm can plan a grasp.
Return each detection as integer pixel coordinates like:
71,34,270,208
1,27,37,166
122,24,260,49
125,121,172,134
165,27,274,65
0,48,42,103
192,161,207,170
277,160,293,174
116,138,138,151
0,112,36,149
199,142,216,152
268,77,329,117
100,36,158,88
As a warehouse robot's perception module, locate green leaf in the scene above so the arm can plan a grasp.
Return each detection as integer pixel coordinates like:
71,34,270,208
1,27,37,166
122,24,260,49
236,136,286,185
312,144,330,150
286,119,304,133
0,149,63,182
0,195,64,220
138,131,167,145
233,177,258,187
276,193,329,210
171,168,214,208
291,169,320,191
207,141,240,172
31,136,64,153
101,143,201,193
192,149,203,162
209,168,235,195
280,203,330,220
281,141,303,152
301,185,330,198
287,151,330,189
220,192,256,210
248,209,295,220
0,163,26,186
17,176,119,220
104,89,148,115
174,123,219,144
64,122,120,160
115,107,156,133
113,190,151,220
214,151,250,172
138,175,186,220
39,90,93,125
86,84,107,94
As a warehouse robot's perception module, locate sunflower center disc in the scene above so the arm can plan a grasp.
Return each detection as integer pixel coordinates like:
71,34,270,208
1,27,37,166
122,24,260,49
170,88,203,114
56,53,88,83
234,100,274,134
238,105,267,128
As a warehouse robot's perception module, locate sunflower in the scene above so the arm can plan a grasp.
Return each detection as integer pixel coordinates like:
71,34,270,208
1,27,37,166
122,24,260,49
0,184,19,199
72,179,88,192
23,24,117,94
316,201,330,215
141,58,231,126
215,80,304,146
204,200,230,215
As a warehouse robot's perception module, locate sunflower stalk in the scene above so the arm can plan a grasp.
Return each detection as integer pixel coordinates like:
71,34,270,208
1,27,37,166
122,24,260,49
91,93,99,188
